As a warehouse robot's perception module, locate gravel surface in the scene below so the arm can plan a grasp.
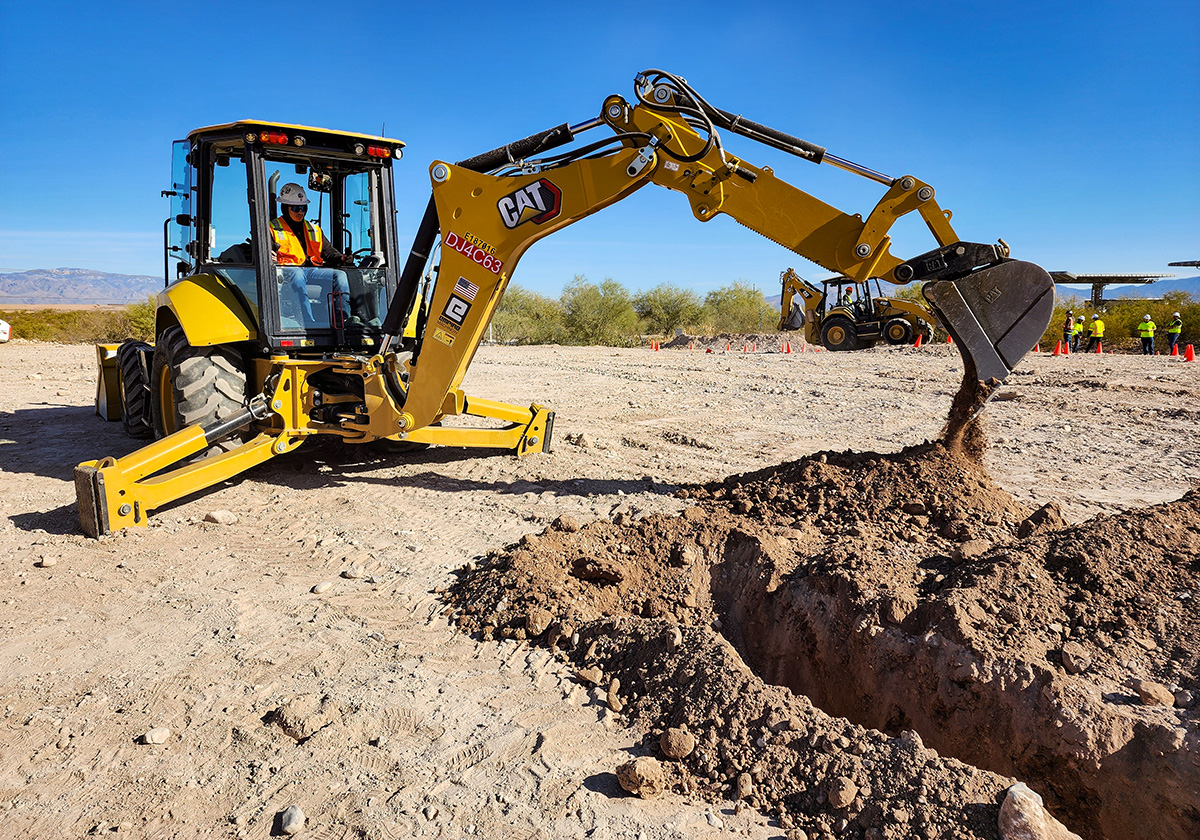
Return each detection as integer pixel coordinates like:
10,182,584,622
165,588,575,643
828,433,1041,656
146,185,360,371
0,338,1196,839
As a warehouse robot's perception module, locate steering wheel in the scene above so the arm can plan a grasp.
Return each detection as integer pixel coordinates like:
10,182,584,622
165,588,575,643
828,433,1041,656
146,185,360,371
350,247,379,268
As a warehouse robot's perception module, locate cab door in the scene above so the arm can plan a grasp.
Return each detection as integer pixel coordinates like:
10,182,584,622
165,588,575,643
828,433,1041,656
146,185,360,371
166,139,195,284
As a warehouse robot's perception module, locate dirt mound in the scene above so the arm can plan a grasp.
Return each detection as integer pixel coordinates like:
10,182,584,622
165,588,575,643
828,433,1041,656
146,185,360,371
447,438,1200,840
662,332,802,352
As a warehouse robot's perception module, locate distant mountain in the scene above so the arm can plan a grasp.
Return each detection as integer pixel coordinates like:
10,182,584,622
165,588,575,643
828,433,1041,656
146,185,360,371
1105,275,1200,299
0,268,162,305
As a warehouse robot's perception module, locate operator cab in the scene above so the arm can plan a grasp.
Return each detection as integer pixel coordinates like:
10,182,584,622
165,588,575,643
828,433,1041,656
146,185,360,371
819,277,875,320
166,121,404,352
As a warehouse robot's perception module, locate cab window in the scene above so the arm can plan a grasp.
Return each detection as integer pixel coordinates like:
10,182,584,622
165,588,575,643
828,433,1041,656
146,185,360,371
206,152,257,307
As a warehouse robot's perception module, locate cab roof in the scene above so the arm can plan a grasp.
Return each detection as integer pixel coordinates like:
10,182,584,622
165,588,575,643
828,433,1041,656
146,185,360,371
188,120,404,148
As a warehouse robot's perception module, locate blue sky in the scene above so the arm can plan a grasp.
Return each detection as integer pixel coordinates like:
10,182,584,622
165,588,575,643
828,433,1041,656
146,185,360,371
1,0,1196,298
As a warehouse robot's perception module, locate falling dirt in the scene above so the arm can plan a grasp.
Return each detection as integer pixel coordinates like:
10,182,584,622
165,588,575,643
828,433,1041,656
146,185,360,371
448,410,1200,839
941,361,993,461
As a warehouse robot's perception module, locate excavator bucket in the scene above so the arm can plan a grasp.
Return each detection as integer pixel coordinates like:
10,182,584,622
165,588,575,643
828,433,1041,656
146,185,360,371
922,260,1055,384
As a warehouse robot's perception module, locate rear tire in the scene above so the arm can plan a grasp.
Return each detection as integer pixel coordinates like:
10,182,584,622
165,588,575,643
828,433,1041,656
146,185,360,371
117,340,153,438
150,325,249,456
883,318,915,346
820,317,858,352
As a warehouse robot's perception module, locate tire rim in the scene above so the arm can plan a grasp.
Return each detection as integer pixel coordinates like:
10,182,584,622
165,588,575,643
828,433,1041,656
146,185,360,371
157,365,177,436
828,326,846,345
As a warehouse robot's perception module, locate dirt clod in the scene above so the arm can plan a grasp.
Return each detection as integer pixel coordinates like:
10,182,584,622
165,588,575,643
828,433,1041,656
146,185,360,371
828,776,858,809
660,727,695,760
525,607,553,636
617,756,666,797
1129,678,1176,707
1060,642,1092,675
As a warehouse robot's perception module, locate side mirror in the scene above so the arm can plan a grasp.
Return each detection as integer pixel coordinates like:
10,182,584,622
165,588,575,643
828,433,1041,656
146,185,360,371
308,172,333,193
176,214,192,226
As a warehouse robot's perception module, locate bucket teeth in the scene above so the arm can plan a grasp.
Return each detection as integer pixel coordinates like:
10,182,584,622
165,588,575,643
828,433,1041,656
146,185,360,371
923,260,1055,384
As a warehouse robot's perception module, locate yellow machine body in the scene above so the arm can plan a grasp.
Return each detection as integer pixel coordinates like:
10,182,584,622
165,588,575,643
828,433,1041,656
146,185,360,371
77,74,1054,536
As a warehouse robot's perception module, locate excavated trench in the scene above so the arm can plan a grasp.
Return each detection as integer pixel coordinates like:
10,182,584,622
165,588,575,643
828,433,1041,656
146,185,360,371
447,420,1200,840
710,526,1198,840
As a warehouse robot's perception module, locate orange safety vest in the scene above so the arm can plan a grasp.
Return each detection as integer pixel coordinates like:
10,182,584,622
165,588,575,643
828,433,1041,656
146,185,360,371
270,217,325,266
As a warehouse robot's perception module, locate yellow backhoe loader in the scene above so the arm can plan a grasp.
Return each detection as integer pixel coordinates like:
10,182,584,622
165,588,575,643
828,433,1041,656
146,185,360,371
76,69,1055,537
778,268,934,350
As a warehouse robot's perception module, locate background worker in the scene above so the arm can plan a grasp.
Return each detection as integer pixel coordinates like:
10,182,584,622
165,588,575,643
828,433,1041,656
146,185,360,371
1166,312,1183,353
1060,309,1080,348
1086,313,1105,352
1137,314,1156,355
270,182,352,328
1070,314,1084,352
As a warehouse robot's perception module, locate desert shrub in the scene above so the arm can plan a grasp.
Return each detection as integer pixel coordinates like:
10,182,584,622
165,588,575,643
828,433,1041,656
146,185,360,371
560,276,640,346
633,283,704,335
0,302,154,344
491,285,565,345
125,296,157,341
702,282,776,333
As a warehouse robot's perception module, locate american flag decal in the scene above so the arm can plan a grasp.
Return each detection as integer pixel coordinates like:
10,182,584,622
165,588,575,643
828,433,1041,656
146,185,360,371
454,276,479,302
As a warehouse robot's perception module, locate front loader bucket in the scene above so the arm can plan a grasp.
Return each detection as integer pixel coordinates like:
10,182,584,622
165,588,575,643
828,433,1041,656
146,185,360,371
923,260,1055,383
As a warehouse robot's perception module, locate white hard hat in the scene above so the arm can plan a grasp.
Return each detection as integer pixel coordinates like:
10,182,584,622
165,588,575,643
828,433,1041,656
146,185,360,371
278,182,309,206
1174,312,1181,318
1144,315,1151,321
1092,314,1098,319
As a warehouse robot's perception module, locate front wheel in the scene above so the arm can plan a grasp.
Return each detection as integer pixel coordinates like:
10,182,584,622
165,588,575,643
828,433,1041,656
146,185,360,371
820,317,858,352
883,318,915,346
150,325,249,457
117,340,153,438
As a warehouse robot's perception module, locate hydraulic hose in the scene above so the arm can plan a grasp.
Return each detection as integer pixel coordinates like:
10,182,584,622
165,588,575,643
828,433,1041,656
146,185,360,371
384,123,581,340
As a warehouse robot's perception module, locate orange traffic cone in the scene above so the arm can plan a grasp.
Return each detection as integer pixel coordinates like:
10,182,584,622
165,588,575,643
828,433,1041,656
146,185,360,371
706,347,713,353
1171,343,1179,356
1034,343,1040,353
783,341,792,354
947,335,953,344
689,341,694,350
914,334,923,349
1053,340,1062,356
1063,341,1070,355
726,342,731,351
1095,340,1102,354
1185,344,1195,362
752,343,757,353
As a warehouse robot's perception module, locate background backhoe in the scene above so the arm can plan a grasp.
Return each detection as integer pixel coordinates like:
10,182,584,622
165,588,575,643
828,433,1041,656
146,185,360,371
778,268,934,350
75,69,1055,537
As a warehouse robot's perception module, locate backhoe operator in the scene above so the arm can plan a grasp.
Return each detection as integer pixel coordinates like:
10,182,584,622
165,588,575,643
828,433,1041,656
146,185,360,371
270,182,352,328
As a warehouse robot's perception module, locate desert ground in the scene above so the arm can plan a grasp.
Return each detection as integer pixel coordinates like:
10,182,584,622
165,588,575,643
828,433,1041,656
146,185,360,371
0,338,1196,840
